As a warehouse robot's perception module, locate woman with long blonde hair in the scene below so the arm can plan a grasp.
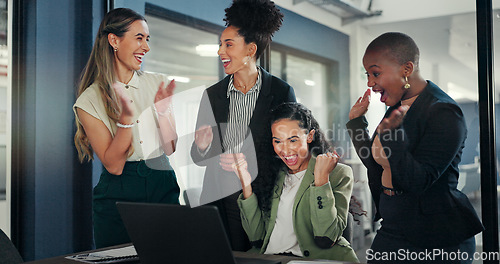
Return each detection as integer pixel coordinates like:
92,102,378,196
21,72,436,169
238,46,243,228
73,8,180,248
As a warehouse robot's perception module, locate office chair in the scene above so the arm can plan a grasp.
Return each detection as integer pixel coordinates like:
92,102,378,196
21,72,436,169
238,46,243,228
0,229,23,264
342,212,354,244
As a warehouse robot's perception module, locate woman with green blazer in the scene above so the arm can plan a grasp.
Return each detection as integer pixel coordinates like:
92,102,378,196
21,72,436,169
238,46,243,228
230,103,359,262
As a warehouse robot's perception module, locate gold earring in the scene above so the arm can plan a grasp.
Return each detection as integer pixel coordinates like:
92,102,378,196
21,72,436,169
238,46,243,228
404,76,410,89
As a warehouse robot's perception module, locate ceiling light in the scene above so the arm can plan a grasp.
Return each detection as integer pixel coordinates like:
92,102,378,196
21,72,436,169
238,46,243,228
195,44,219,57
304,79,316,86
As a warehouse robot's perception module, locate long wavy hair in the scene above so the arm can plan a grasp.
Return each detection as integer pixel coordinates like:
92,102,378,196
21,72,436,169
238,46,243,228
74,8,145,162
253,102,332,213
223,0,283,59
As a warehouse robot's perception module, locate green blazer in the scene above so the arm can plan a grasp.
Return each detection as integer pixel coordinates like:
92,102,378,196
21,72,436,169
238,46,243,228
237,157,359,262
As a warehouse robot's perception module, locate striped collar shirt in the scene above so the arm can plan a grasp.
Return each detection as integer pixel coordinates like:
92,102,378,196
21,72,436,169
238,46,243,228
223,68,262,153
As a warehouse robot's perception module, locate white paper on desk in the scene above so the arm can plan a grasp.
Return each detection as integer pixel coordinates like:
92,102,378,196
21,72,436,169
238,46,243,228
65,245,138,263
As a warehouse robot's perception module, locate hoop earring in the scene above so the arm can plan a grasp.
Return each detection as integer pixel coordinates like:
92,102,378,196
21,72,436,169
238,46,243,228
404,76,410,89
244,56,249,65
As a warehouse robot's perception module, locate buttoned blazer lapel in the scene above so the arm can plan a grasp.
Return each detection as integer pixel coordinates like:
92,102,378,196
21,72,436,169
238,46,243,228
210,75,231,125
397,82,437,153
264,171,286,248
293,156,316,217
385,82,432,153
208,76,231,151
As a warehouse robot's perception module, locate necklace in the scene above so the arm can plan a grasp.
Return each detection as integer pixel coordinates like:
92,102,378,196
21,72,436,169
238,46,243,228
234,79,255,93
233,73,258,92
234,82,247,90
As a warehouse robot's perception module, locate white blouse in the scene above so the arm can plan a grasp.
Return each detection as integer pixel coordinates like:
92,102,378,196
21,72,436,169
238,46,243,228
73,71,169,161
264,169,306,257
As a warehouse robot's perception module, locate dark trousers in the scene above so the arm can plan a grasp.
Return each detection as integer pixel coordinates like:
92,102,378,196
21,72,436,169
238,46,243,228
369,228,475,263
369,193,476,263
93,157,180,248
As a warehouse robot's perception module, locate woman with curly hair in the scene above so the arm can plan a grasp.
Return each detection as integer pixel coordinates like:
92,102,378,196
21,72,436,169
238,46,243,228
190,0,296,251
231,102,358,261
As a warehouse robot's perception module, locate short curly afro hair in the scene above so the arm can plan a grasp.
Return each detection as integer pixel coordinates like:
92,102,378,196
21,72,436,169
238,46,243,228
224,0,284,59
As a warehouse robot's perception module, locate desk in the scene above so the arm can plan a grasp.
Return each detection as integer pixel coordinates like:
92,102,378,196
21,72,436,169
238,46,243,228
24,244,349,264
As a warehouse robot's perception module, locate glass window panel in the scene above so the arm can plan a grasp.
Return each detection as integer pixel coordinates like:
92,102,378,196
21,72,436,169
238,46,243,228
0,0,6,200
494,7,500,249
143,15,221,204
285,54,328,129
270,50,282,78
449,11,482,255
0,0,7,235
144,15,220,92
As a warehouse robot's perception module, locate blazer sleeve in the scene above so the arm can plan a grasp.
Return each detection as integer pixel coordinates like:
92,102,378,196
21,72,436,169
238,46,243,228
309,164,353,248
379,102,466,193
346,116,379,170
285,84,296,102
237,193,266,248
270,75,296,104
346,116,383,213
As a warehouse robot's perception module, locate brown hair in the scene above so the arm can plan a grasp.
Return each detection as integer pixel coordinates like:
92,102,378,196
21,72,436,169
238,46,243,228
74,8,145,162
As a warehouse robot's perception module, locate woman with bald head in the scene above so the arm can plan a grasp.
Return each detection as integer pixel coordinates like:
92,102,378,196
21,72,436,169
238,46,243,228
347,32,483,263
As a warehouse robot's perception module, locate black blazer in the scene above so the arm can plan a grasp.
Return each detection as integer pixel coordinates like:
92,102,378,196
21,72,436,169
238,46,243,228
346,81,483,248
190,67,296,205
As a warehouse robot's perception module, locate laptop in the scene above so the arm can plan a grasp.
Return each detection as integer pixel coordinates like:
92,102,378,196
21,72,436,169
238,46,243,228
116,202,281,264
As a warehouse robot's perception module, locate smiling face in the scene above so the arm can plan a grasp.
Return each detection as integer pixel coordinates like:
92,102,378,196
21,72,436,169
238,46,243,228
110,20,150,75
271,119,315,174
218,26,255,75
363,49,407,106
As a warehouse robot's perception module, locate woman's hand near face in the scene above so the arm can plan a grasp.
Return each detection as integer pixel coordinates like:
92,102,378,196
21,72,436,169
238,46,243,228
349,89,371,120
154,80,175,112
376,105,409,134
314,151,340,187
195,125,213,151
